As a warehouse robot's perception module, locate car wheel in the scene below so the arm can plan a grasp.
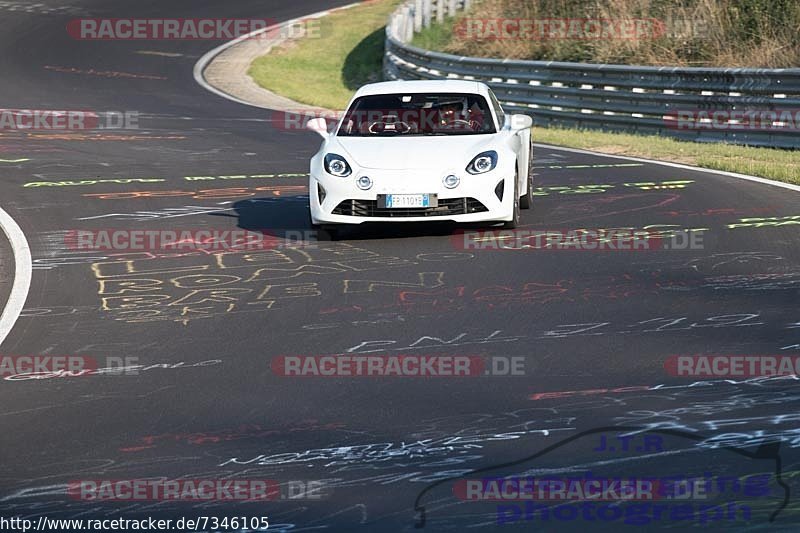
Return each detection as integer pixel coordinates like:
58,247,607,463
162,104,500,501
520,174,533,210
520,145,534,210
327,226,341,240
503,174,520,229
319,225,341,241
309,211,339,241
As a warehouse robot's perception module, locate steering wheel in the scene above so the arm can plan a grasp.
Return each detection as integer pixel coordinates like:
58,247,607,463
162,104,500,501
368,117,412,134
444,118,477,130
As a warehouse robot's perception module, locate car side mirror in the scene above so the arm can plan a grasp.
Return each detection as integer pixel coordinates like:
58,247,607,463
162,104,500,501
505,114,533,130
307,117,329,138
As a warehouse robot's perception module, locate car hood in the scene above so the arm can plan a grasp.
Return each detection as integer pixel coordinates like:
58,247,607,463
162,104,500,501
331,135,498,170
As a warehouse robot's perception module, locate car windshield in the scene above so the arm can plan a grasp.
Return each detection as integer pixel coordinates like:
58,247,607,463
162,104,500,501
337,92,497,137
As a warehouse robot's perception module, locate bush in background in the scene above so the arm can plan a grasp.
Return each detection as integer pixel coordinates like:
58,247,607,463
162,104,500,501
425,0,800,67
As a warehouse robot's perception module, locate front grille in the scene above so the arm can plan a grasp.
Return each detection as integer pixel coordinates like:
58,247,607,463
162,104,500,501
332,197,488,217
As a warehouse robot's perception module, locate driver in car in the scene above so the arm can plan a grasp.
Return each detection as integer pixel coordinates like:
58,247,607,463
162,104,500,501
437,100,464,126
437,99,482,131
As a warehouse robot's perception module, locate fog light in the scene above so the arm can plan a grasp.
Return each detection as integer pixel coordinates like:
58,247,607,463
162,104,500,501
443,174,460,189
356,176,373,190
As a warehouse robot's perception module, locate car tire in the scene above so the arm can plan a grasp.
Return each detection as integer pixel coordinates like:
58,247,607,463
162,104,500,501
311,225,339,241
520,146,534,210
321,225,340,240
503,173,520,229
309,211,339,241
520,174,533,210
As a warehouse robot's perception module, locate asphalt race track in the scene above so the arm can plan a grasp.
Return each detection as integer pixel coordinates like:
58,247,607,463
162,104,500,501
1,1,799,531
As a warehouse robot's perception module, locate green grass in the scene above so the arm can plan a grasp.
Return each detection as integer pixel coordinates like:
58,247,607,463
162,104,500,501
409,15,456,50
535,127,799,185
249,0,799,186
248,0,403,110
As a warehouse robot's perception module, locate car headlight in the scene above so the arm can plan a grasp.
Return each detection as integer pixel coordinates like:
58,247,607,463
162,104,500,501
466,151,498,175
324,153,352,177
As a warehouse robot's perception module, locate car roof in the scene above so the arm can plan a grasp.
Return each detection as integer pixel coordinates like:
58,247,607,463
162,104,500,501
353,80,489,98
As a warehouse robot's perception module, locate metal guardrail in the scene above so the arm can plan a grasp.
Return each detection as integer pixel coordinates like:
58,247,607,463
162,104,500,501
384,0,800,148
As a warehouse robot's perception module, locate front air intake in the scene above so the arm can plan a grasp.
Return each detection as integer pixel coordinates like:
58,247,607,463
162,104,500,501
494,180,504,201
332,198,488,217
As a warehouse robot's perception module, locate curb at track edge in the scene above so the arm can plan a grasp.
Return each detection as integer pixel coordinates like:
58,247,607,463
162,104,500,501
0,206,32,350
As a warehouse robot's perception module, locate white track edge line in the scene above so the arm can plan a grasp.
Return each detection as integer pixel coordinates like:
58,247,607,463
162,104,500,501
0,206,32,349
534,142,800,193
193,2,363,110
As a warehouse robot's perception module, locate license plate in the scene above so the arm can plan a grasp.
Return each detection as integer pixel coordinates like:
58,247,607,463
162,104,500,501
384,194,433,208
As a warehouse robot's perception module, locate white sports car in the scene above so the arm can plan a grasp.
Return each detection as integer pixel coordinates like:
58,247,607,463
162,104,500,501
307,80,533,235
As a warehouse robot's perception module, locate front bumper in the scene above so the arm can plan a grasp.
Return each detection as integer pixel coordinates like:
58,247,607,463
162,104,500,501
309,168,515,225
